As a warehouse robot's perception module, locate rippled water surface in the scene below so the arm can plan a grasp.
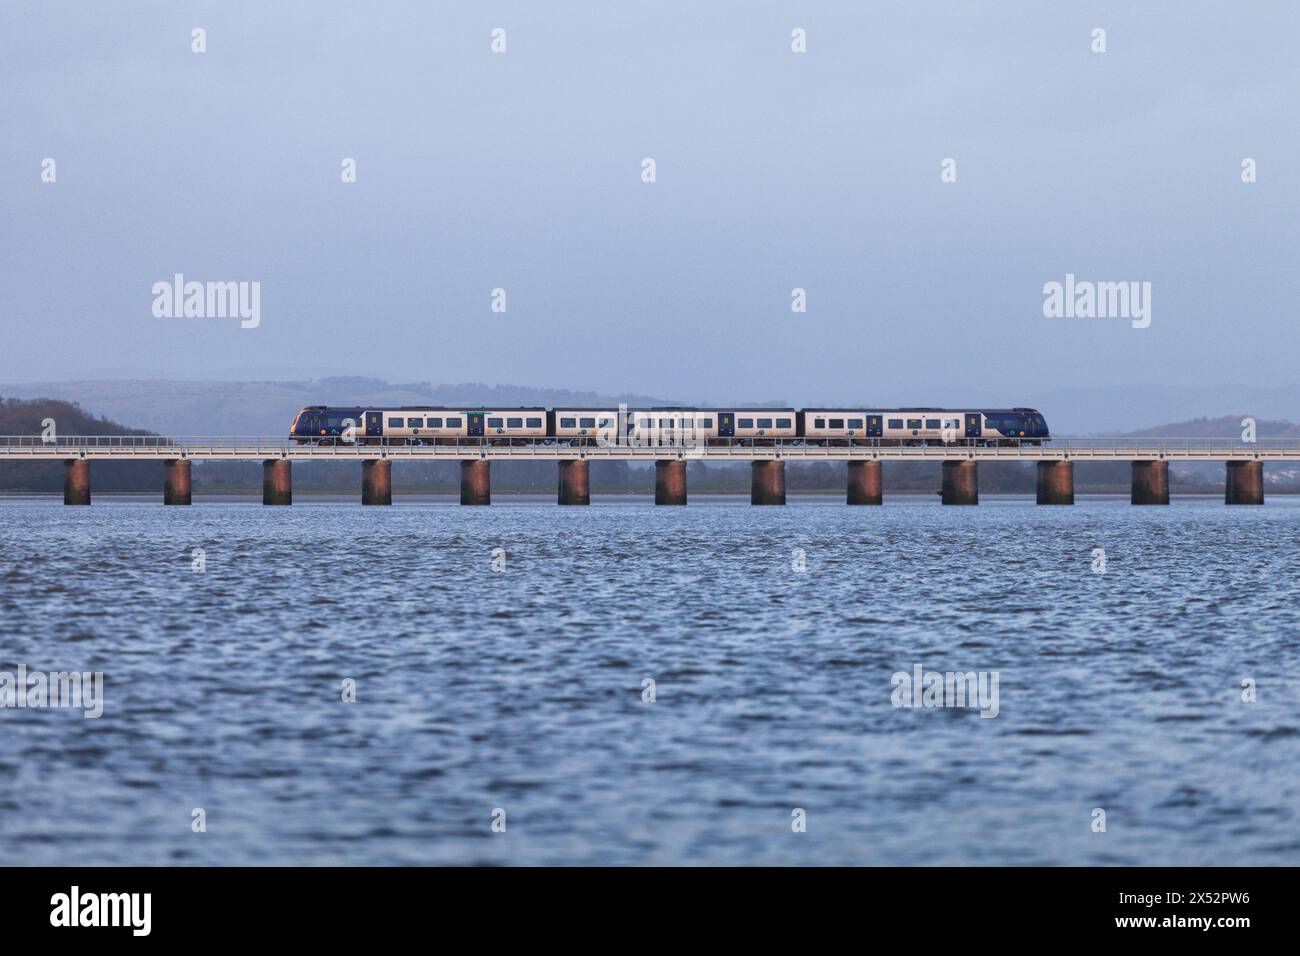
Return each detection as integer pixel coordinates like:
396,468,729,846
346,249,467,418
1,494,1298,866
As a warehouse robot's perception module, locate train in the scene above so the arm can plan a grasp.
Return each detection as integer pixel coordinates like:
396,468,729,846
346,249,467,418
289,405,1050,446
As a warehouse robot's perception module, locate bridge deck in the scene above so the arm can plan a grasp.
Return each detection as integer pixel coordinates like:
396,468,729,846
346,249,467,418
1,437,1295,462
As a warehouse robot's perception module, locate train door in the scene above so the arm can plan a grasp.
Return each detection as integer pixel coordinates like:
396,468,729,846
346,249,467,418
965,413,982,439
467,412,484,437
866,415,882,438
365,411,382,438
718,412,735,438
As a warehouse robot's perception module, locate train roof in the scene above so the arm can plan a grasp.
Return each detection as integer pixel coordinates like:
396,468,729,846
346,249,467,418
802,407,1042,413
300,404,1040,414
301,405,547,412
551,406,799,411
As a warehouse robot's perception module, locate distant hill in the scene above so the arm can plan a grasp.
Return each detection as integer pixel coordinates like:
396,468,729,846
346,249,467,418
1120,416,1300,487
0,397,159,492
923,384,1300,435
1124,415,1300,439
4,377,1300,438
0,378,683,436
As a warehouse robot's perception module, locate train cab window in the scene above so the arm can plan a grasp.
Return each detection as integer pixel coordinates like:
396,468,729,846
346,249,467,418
757,418,773,429
888,419,904,429
814,418,826,429
407,418,424,427
829,418,844,429
560,417,576,428
487,418,504,428
506,417,523,428
776,418,792,428
387,417,403,428
925,419,940,429
445,417,462,428
526,417,542,428
580,417,596,428
700,418,713,429
738,418,754,428
847,418,862,429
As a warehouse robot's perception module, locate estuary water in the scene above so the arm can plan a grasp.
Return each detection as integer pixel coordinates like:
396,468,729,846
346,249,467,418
1,494,1298,866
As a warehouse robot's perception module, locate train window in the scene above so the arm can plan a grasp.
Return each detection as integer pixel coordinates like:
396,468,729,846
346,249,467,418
888,419,903,429
776,418,792,428
488,417,503,428
829,418,844,429
507,418,523,428
738,418,754,428
700,418,713,428
987,415,1025,433
944,419,959,429
597,417,612,428
560,417,576,428
657,418,673,427
580,417,596,428
814,418,826,429
526,417,542,428
847,418,862,429
907,419,922,429
387,417,402,428
925,419,940,429
407,418,424,427
426,418,442,428
446,417,462,428
638,418,653,429
757,418,773,429
679,418,693,428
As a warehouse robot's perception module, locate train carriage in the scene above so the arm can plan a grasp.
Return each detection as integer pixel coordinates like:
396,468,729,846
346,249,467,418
291,406,548,445
868,408,1048,445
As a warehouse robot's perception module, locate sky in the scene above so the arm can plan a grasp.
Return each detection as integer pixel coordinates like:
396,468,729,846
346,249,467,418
1,1,1297,406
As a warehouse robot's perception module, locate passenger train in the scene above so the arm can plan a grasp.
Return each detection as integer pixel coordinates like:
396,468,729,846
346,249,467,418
289,405,1049,446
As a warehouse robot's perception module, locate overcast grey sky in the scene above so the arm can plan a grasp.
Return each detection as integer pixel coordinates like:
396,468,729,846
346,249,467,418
1,1,1296,405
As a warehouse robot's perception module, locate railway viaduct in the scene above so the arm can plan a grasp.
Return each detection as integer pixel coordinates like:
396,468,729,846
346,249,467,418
3,437,1287,507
